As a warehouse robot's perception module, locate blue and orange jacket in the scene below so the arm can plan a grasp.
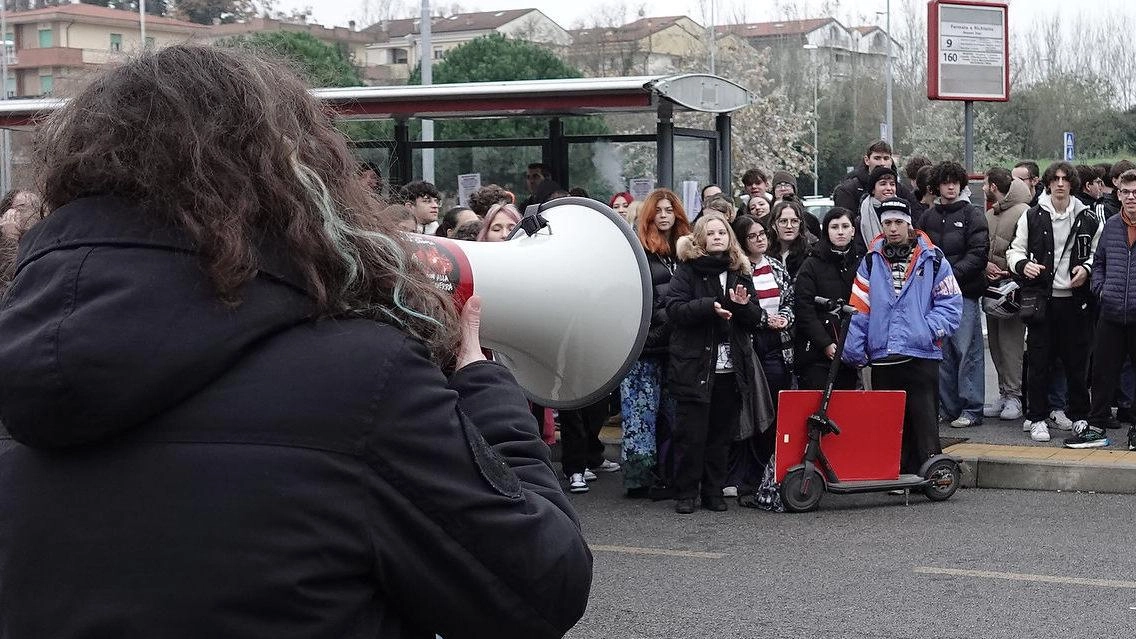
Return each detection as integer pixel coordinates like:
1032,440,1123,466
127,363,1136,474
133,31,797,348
842,231,963,367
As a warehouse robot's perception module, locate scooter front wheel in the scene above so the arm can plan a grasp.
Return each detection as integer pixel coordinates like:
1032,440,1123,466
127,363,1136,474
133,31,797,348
923,459,960,502
780,469,824,512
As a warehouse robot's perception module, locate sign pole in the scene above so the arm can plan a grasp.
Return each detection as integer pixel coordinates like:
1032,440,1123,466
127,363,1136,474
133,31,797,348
964,100,974,173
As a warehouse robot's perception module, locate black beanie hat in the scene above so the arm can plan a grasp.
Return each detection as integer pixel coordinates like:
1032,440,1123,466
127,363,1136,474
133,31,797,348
869,165,898,188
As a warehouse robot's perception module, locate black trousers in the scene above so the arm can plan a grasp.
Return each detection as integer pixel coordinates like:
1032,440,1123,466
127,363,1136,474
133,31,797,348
673,373,740,500
1025,297,1091,422
1089,318,1136,427
559,397,609,476
797,360,859,392
871,358,942,475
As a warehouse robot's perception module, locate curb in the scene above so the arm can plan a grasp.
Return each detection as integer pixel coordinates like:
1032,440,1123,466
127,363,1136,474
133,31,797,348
947,444,1136,494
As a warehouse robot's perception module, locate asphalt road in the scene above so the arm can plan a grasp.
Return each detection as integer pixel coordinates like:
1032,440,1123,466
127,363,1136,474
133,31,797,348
564,474,1136,639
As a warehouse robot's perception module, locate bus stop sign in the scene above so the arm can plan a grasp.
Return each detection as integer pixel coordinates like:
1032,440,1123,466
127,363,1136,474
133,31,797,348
927,0,1009,102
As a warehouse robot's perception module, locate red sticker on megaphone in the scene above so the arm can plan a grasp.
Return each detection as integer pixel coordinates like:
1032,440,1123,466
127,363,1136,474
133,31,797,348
407,235,474,309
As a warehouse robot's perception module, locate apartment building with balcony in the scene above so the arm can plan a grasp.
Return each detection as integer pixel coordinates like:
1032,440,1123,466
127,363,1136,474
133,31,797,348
3,3,205,98
204,16,374,80
715,17,900,87
361,8,571,84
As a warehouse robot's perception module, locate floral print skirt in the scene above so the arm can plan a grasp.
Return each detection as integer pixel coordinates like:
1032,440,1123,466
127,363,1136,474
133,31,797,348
619,357,675,491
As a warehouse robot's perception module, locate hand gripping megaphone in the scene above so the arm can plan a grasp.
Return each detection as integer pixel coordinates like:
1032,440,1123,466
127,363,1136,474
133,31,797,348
408,197,652,408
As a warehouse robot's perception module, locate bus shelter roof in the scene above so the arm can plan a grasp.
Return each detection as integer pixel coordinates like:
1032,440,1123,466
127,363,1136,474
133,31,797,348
0,74,752,127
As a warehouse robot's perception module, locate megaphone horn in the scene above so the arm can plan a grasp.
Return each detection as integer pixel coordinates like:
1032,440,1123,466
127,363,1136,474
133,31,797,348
408,197,652,409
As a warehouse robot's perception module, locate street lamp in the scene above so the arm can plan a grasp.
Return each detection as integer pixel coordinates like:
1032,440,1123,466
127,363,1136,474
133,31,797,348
876,1,893,144
803,44,819,196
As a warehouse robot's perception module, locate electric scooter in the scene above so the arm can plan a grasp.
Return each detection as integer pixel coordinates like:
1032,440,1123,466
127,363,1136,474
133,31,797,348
776,296,961,512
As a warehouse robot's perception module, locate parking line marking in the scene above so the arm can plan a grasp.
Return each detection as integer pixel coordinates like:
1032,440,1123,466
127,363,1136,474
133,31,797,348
591,544,725,559
915,566,1136,589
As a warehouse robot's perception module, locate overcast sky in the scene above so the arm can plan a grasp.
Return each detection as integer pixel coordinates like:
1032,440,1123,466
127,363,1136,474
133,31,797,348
286,0,1091,35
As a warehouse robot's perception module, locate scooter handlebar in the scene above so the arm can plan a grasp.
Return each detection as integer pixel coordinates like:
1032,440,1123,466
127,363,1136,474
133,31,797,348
813,296,858,316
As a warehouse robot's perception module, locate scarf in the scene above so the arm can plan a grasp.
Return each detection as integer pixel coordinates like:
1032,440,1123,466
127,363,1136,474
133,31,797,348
859,196,883,246
1124,209,1136,248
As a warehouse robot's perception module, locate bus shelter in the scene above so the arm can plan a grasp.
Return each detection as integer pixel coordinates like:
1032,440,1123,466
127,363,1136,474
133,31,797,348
0,73,753,198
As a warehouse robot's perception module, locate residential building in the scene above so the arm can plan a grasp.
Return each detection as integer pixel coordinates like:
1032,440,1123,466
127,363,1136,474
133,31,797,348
567,15,753,78
362,8,571,84
3,3,205,98
204,16,374,84
715,17,900,86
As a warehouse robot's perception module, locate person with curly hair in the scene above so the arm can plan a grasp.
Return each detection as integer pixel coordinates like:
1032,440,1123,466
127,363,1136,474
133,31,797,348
0,45,591,638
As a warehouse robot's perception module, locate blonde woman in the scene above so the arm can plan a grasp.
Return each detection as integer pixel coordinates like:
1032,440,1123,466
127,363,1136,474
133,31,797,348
665,213,774,514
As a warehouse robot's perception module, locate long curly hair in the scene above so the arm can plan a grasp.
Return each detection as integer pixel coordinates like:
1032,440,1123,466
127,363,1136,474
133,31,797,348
636,188,691,256
34,45,460,363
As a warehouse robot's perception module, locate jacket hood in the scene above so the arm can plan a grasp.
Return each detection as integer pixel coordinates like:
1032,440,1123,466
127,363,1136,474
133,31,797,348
1037,191,1089,218
994,179,1033,213
0,197,319,449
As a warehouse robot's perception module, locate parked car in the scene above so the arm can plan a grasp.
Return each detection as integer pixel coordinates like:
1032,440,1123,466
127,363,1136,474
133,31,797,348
802,196,834,222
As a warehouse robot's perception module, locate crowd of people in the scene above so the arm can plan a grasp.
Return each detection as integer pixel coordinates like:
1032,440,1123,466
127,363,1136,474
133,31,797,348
403,140,1136,515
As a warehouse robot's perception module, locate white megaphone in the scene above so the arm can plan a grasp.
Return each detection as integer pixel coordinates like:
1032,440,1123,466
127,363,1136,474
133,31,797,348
407,197,651,408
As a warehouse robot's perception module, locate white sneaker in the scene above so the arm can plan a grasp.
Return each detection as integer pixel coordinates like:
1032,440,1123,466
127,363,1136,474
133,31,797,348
722,486,738,497
582,469,597,482
1029,420,1051,442
568,473,589,493
1050,410,1074,431
950,416,976,428
592,459,621,473
1000,396,1023,420
1022,418,1032,432
983,396,1006,418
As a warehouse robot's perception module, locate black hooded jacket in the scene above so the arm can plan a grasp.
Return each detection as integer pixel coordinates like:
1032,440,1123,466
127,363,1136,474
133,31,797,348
0,197,592,639
831,163,919,214
792,240,863,368
915,198,990,299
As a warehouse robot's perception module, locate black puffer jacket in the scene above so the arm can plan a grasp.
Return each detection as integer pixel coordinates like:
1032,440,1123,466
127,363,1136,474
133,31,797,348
664,237,775,435
793,241,862,368
831,163,919,214
642,251,677,357
0,197,592,639
915,199,990,299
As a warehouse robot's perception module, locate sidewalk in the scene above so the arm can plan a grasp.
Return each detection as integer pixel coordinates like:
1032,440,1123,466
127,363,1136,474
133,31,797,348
939,418,1136,494
593,419,1136,495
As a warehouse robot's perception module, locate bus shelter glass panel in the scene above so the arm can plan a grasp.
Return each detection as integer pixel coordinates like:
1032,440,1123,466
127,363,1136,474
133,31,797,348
568,140,656,205
673,135,716,194
352,145,393,198
412,145,543,203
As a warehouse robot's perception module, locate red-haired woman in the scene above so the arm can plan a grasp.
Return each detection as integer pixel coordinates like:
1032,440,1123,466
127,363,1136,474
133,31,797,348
619,189,692,498
610,191,633,219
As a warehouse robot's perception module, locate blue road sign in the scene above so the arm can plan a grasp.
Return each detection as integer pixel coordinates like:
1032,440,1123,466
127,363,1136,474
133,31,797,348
1064,132,1075,161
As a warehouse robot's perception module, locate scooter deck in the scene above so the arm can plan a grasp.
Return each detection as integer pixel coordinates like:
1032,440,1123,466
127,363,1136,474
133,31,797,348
825,474,926,494
775,390,907,483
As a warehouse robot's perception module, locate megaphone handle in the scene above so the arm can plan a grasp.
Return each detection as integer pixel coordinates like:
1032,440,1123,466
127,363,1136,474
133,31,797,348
516,212,550,237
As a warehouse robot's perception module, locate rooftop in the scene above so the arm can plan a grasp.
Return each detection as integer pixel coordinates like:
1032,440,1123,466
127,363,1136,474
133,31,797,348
7,3,205,31
714,17,837,38
362,8,535,40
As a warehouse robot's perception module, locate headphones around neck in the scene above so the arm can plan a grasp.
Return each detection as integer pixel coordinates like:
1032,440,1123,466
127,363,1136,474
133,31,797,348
883,242,912,261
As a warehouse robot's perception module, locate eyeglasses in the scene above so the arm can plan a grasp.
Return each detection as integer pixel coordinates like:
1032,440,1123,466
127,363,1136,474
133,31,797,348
776,218,801,227
746,232,767,240
1119,189,1136,199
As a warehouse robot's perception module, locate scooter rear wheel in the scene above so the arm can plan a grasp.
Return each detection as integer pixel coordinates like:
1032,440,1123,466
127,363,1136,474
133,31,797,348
923,459,960,502
780,469,824,512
